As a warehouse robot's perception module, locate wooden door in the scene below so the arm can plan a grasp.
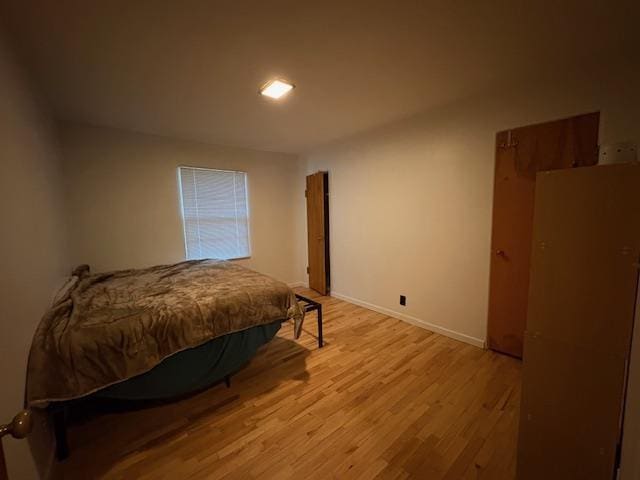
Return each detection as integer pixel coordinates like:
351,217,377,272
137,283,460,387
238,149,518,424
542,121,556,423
306,172,330,295
517,163,640,479
487,112,599,357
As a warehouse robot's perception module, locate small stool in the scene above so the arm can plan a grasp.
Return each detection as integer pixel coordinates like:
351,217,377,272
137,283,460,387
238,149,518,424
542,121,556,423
295,294,324,348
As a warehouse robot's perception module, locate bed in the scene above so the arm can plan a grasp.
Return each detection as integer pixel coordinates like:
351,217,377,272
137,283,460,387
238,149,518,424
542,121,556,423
25,259,322,459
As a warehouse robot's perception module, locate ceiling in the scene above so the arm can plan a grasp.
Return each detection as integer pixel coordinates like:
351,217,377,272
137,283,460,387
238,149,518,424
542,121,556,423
1,0,637,153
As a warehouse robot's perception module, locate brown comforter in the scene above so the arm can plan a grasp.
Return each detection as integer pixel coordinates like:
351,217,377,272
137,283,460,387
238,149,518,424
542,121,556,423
26,260,303,407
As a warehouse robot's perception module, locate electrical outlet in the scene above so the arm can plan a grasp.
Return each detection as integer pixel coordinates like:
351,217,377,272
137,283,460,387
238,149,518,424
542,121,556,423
400,295,406,306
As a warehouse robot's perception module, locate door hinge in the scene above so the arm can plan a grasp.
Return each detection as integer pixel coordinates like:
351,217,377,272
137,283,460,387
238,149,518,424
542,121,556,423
499,130,519,149
306,266,310,274
304,190,308,198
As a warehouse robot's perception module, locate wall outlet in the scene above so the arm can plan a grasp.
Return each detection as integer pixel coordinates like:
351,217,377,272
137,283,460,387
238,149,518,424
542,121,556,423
400,295,406,306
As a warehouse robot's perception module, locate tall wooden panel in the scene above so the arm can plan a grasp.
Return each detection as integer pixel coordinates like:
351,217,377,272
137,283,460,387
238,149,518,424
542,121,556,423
487,112,599,357
517,163,640,480
306,172,330,295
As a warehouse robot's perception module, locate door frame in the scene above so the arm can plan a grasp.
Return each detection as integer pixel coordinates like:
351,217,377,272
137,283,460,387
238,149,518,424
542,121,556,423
305,171,330,295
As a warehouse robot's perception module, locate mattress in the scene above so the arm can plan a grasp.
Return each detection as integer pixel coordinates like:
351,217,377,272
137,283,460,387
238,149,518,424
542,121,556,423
96,320,281,401
27,260,303,406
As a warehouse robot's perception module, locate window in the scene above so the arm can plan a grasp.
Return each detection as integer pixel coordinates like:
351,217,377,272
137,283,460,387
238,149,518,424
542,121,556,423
178,167,250,260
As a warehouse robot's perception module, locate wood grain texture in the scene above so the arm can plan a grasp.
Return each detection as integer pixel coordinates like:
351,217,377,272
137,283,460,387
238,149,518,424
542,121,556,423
518,163,640,479
52,289,521,480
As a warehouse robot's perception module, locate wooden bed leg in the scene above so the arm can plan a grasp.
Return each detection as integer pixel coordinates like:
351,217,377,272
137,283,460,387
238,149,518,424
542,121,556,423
224,375,231,388
52,405,69,461
317,304,324,348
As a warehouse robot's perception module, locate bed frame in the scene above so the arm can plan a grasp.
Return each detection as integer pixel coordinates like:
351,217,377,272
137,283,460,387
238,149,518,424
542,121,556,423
51,295,323,461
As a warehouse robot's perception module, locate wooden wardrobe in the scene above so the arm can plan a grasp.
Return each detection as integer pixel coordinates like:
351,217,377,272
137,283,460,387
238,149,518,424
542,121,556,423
517,163,640,479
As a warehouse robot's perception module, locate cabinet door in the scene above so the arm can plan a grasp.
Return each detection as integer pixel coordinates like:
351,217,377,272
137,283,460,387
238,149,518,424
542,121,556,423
518,333,628,480
527,164,640,353
518,163,640,479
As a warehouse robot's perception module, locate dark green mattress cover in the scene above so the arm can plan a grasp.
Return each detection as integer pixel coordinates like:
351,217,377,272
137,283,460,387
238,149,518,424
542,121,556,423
95,320,282,400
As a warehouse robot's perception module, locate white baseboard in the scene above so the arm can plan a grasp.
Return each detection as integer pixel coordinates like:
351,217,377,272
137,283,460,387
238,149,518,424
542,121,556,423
330,291,486,349
287,281,308,288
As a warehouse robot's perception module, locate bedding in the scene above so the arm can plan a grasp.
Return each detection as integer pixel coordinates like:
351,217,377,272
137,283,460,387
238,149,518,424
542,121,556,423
27,259,303,407
49,274,79,307
96,320,282,401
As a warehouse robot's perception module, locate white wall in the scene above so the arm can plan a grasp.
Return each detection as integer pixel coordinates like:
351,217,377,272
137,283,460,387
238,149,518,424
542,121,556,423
0,36,70,479
302,64,640,476
59,123,305,284
302,66,640,346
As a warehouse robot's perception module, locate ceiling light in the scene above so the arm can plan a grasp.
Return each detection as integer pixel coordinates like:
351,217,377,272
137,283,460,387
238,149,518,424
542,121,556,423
259,79,294,99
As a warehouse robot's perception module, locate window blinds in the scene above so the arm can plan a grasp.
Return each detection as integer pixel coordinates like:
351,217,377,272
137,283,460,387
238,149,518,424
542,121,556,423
178,167,250,260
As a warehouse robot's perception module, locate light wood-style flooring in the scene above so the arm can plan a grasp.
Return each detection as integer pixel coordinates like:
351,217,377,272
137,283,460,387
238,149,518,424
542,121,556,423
53,289,521,479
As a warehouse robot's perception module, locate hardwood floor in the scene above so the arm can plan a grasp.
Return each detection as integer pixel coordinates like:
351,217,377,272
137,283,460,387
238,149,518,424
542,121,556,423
52,289,521,480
